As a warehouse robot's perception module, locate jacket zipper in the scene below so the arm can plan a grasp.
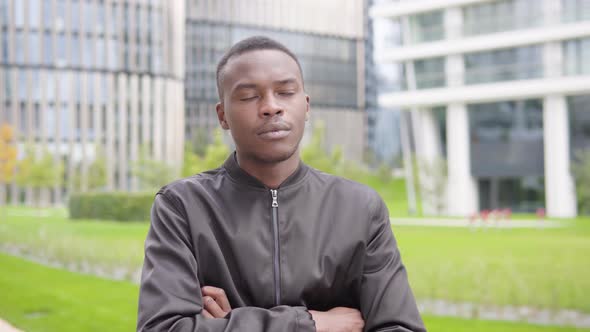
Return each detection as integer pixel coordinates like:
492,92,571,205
270,189,281,306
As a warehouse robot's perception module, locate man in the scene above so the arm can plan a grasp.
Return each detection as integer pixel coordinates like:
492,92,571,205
137,36,426,332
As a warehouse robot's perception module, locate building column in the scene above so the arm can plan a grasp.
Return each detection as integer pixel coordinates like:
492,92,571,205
413,108,443,215
446,103,478,216
543,95,577,217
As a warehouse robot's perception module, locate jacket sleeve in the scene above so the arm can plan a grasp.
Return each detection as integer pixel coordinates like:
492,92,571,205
359,194,427,332
137,193,316,332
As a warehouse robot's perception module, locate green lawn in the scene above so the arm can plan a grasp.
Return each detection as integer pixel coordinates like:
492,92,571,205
0,207,148,278
0,253,138,332
1,207,589,314
0,253,585,332
394,219,590,312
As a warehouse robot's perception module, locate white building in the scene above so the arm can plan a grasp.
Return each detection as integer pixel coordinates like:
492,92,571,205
371,0,590,217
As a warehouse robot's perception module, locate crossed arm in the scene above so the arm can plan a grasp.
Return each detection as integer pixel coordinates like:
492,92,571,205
200,286,365,332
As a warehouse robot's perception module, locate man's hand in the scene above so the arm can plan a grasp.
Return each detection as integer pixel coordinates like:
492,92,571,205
309,307,365,332
200,286,232,318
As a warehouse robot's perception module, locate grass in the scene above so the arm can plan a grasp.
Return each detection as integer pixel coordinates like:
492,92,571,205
0,207,148,278
394,219,590,312
1,207,589,313
1,253,585,332
0,253,138,332
364,176,419,217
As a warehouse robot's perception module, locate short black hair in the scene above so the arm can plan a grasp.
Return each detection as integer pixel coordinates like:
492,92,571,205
216,36,303,99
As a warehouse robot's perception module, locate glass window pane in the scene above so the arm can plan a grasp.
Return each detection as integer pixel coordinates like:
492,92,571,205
0,0,9,27
15,31,25,64
15,0,25,27
43,32,53,65
71,1,80,31
29,32,41,63
56,34,67,66
29,0,41,28
82,1,94,32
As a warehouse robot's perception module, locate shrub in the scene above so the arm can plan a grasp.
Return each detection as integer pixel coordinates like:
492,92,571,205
69,192,154,222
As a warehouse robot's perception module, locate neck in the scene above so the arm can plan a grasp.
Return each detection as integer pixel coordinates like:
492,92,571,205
236,150,301,189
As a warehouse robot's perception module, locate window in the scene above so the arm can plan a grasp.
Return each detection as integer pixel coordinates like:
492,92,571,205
96,39,105,68
408,10,444,43
469,99,544,178
464,0,543,36
15,31,25,64
82,35,93,68
14,0,25,27
82,1,94,32
29,32,41,64
562,0,590,22
465,46,543,84
71,35,81,67
0,0,8,27
29,0,42,29
71,1,80,31
43,0,53,28
563,38,590,76
56,34,67,66
414,57,446,89
568,95,590,158
46,72,55,101
43,32,53,65
1,30,8,62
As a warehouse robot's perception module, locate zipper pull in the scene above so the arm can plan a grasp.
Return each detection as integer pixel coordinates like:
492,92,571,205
271,189,278,208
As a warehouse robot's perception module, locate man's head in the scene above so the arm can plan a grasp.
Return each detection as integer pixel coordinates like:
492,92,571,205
215,36,310,165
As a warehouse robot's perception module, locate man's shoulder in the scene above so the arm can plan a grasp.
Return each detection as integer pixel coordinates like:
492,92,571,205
157,166,227,199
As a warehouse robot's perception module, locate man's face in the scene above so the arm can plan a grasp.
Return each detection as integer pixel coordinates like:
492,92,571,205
216,49,310,164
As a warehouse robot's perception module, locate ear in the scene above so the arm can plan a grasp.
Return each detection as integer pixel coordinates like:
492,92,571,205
216,102,230,130
305,94,310,121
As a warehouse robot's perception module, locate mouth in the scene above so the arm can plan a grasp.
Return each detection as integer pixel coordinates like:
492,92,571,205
257,122,291,140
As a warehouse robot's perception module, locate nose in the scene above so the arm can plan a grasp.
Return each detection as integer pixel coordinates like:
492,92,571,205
259,94,283,117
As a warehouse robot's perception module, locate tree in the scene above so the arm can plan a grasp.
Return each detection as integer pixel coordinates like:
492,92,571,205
0,124,18,209
71,145,108,192
572,149,590,215
182,129,230,177
131,146,177,191
300,121,343,175
0,124,17,186
15,146,64,207
416,156,447,215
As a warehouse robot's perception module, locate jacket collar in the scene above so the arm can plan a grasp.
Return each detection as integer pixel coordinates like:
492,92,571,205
223,151,309,189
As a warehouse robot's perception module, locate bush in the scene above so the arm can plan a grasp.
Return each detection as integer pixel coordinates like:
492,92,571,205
69,192,154,222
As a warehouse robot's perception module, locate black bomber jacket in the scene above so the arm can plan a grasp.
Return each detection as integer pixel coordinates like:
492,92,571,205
137,152,426,332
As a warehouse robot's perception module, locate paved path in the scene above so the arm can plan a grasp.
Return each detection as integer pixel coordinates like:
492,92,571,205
391,217,567,229
0,319,21,332
419,299,590,328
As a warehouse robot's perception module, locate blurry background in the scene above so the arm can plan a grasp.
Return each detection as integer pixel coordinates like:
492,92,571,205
0,0,589,331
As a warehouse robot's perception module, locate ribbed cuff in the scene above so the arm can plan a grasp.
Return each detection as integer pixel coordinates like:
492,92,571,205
294,306,316,332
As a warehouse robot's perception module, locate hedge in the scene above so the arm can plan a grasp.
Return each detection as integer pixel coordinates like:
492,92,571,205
69,192,154,222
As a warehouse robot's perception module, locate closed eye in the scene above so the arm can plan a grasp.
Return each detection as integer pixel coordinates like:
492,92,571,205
278,91,295,96
240,96,259,101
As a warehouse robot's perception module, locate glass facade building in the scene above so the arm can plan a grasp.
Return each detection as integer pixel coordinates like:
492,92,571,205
1,0,370,205
371,0,590,217
184,0,369,164
0,0,185,204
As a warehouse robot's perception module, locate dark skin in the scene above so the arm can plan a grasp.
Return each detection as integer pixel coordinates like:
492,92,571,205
207,49,365,332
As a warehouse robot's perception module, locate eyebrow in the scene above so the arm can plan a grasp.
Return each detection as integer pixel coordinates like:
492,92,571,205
233,78,299,92
274,78,298,86
233,83,258,91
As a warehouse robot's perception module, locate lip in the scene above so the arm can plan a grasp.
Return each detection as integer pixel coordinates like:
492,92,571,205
258,129,290,140
257,122,291,140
